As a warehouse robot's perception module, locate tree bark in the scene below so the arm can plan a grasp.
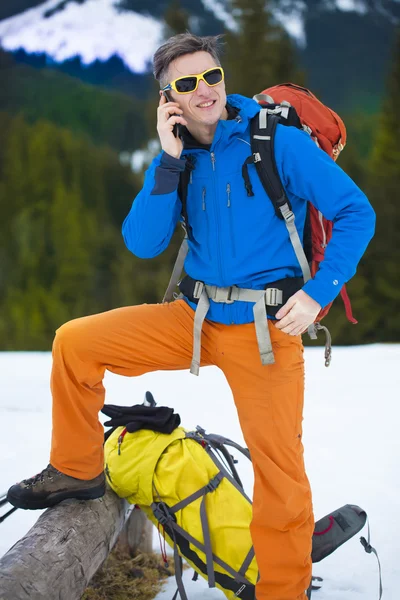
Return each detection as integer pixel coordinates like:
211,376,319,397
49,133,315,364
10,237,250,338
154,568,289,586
116,507,153,556
0,487,150,600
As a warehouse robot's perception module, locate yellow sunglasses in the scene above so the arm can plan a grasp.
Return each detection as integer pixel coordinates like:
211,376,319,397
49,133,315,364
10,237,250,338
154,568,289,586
162,67,224,95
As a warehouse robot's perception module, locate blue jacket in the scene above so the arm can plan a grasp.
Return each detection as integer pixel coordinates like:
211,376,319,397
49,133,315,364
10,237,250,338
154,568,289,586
123,94,375,325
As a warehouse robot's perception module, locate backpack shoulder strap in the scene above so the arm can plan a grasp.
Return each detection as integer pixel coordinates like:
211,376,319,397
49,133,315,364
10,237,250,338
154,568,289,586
162,155,195,303
249,110,291,218
247,108,312,284
178,154,195,240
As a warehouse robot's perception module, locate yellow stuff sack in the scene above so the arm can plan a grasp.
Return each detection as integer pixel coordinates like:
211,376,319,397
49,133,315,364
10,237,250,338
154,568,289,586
104,425,258,600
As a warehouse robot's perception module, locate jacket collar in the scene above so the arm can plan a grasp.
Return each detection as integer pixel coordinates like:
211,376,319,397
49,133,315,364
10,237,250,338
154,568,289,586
181,94,260,152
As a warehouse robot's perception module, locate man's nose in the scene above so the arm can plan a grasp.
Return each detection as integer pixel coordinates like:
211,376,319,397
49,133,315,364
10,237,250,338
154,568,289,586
196,79,211,96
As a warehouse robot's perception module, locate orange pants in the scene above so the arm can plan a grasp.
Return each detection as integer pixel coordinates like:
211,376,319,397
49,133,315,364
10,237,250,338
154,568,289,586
50,299,313,600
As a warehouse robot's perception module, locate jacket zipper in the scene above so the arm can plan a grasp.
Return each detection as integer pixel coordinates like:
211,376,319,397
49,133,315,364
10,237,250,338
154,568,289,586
202,187,212,259
226,183,236,258
210,151,224,281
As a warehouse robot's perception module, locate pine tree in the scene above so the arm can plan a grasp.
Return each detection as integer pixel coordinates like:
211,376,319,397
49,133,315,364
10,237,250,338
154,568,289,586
223,0,303,97
163,0,190,37
0,114,144,349
365,28,400,340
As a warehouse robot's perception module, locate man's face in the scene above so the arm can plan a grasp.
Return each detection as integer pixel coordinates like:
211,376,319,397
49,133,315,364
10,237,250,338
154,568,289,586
164,51,227,129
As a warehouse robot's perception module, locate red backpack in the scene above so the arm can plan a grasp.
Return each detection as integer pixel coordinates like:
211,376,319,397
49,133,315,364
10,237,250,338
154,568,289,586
252,83,357,325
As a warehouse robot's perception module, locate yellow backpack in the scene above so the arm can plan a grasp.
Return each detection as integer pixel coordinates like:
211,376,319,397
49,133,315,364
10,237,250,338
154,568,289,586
103,405,379,600
104,424,258,600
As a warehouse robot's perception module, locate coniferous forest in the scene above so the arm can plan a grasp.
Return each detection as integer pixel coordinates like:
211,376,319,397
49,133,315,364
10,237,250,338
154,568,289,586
0,0,399,350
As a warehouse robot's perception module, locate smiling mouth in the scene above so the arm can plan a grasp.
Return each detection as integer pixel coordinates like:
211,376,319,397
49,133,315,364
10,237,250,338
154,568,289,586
197,100,216,108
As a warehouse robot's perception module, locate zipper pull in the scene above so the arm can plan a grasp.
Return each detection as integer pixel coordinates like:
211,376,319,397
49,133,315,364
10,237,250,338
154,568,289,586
189,170,193,184
210,152,216,171
226,183,231,207
118,428,127,455
202,187,206,210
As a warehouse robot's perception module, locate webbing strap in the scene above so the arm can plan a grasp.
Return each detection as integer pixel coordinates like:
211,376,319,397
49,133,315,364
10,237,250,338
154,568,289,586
172,587,179,600
200,441,253,505
253,296,274,365
259,108,268,129
238,546,255,577
279,203,311,284
190,284,282,374
204,285,283,305
200,494,215,587
202,433,251,462
162,236,188,303
360,519,383,600
169,520,249,585
190,287,210,375
169,472,224,515
171,528,189,600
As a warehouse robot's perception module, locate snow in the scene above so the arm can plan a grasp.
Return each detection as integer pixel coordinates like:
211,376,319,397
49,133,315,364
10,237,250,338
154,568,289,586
1,344,399,599
272,1,308,48
0,0,163,72
334,0,368,14
201,0,238,32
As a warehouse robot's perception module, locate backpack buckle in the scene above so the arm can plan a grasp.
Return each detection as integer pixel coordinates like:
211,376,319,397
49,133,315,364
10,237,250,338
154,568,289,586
209,286,235,304
193,281,204,299
205,473,223,493
152,502,176,526
265,288,283,307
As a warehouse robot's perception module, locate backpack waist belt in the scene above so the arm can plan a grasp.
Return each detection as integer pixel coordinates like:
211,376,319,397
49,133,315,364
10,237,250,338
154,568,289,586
179,275,303,376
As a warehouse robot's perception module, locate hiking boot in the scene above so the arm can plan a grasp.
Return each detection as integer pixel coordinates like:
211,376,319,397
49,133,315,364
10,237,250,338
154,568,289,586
6,464,106,510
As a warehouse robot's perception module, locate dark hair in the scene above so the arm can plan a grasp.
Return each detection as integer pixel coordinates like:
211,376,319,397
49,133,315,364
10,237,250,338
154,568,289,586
153,32,224,87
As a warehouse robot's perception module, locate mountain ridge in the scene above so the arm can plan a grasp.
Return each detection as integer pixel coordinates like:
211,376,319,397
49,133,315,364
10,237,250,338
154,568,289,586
0,0,398,112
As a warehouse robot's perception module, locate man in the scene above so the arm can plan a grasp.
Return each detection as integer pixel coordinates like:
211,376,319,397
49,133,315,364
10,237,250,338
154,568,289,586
7,33,375,600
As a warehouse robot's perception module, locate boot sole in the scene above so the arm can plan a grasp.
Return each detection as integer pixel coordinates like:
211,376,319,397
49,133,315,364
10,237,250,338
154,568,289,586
7,482,106,510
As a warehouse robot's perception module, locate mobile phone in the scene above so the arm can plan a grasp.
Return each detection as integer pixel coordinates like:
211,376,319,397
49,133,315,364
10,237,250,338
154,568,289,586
163,90,180,138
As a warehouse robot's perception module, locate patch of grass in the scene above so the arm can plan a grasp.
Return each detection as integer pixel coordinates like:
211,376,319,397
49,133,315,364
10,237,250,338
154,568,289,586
82,548,173,600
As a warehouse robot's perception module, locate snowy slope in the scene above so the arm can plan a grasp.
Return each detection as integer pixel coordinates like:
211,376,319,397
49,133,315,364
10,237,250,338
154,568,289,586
0,0,164,72
0,344,399,599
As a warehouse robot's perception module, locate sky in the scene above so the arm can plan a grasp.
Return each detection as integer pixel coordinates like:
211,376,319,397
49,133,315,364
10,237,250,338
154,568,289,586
0,344,399,599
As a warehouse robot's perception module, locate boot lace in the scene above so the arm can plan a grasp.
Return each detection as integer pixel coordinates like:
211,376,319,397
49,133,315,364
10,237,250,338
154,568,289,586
22,464,60,487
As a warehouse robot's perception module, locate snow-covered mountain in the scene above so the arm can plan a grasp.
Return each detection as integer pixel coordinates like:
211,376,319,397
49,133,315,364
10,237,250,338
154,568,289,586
0,0,237,73
0,0,163,72
0,0,398,74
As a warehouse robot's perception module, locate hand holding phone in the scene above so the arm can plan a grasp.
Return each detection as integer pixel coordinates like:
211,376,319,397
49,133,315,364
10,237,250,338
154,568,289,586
157,92,188,159
163,90,180,138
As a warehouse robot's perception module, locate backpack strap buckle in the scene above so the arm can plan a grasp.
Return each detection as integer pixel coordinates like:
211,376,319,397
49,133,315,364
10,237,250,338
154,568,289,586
265,288,283,307
193,281,204,299
205,473,224,494
152,501,176,526
206,285,236,304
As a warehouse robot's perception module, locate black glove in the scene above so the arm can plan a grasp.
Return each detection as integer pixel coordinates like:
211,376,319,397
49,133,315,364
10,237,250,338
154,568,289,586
101,404,181,442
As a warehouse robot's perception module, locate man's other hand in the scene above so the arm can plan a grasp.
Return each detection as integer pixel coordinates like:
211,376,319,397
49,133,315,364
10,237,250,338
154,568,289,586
275,290,321,336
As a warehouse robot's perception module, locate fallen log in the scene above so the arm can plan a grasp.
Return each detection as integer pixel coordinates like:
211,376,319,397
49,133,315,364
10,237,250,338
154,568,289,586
0,487,152,600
